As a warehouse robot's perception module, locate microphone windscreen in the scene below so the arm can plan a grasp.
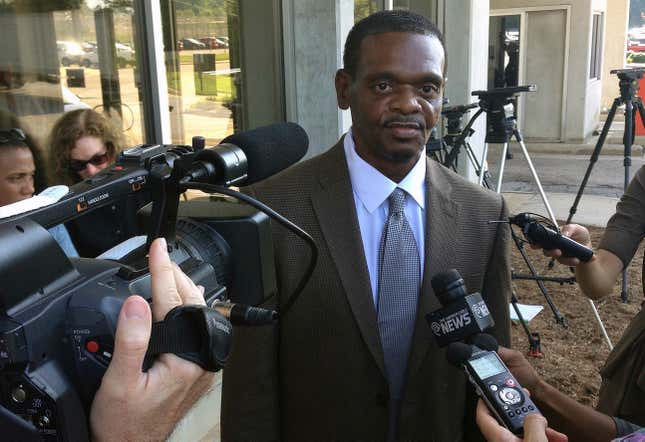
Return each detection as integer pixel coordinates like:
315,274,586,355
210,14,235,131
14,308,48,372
446,342,473,366
470,333,499,352
222,122,308,185
431,269,463,294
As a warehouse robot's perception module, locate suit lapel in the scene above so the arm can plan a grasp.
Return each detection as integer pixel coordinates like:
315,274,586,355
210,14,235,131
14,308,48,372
311,141,387,377
406,159,460,379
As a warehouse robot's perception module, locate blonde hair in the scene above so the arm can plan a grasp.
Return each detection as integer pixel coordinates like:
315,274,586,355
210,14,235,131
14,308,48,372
49,109,125,185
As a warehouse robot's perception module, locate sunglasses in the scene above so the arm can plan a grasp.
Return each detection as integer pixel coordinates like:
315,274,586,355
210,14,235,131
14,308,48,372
68,152,110,172
0,128,26,144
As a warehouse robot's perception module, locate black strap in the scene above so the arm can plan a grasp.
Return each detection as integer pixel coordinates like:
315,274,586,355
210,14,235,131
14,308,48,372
148,315,201,356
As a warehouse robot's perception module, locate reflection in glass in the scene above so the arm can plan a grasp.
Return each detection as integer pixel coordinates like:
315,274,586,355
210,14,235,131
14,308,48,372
0,0,143,168
355,0,379,23
161,0,240,146
488,15,521,89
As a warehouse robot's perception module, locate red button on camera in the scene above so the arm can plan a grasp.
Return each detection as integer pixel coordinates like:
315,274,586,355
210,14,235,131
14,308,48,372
86,340,99,353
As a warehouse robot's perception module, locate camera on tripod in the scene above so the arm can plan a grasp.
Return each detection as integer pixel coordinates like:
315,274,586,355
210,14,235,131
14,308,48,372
471,85,537,144
0,123,308,441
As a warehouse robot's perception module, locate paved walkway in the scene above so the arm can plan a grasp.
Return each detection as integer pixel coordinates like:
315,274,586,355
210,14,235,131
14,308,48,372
502,191,619,227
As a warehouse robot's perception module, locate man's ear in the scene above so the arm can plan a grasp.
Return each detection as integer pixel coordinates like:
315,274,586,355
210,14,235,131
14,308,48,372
335,69,351,110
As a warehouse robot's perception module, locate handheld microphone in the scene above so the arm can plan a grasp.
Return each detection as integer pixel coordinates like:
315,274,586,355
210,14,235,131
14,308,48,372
211,300,277,326
425,269,495,347
182,122,309,186
509,213,594,262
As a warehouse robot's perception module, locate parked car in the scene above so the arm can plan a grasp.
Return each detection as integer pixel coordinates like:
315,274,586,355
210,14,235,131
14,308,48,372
115,42,136,66
57,41,85,67
627,40,645,53
179,38,206,50
199,37,228,49
62,86,91,113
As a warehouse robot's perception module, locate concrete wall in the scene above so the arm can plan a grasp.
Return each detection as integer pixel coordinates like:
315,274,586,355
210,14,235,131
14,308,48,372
601,0,629,110
491,0,607,142
282,0,354,158
441,0,490,181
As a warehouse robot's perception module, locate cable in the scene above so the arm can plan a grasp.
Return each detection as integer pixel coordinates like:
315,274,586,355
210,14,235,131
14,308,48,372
184,182,318,317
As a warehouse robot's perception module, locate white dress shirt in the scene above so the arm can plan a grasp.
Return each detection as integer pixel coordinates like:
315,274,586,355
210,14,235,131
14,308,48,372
343,128,426,305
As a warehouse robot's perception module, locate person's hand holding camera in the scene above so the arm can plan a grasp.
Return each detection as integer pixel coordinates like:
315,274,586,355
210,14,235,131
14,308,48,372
89,238,216,442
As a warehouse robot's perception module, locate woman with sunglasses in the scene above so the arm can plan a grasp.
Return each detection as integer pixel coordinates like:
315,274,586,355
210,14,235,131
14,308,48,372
49,109,148,257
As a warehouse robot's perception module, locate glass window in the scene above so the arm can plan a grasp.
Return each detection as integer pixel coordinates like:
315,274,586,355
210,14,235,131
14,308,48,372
488,15,521,89
160,0,241,146
590,13,603,80
0,1,145,179
355,0,380,23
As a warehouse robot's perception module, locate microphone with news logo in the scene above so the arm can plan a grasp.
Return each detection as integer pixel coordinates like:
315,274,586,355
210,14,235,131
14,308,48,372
425,269,495,347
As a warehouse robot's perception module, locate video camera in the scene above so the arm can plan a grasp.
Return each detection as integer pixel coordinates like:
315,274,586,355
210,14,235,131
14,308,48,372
471,85,537,144
0,123,309,441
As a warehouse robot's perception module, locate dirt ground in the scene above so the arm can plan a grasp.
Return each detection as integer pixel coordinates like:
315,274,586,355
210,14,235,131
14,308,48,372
509,225,642,407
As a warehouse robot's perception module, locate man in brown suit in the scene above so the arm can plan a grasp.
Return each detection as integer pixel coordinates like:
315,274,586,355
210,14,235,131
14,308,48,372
222,10,511,442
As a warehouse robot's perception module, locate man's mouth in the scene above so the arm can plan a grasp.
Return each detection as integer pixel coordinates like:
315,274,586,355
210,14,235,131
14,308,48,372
385,121,423,138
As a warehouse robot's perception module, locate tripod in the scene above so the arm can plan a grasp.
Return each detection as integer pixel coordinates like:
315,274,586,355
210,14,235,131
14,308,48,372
566,68,645,303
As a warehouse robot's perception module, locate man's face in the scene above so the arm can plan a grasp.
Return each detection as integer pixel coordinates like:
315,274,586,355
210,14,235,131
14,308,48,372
0,147,35,207
336,32,444,178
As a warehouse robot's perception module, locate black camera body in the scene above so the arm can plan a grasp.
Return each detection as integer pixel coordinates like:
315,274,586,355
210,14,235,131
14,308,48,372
472,85,537,144
0,141,278,441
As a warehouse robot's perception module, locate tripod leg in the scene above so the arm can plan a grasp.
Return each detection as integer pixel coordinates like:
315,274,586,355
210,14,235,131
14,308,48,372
513,133,559,228
479,142,490,187
566,98,621,224
510,289,542,356
588,299,613,350
620,100,636,303
511,228,568,326
495,143,507,193
465,142,493,190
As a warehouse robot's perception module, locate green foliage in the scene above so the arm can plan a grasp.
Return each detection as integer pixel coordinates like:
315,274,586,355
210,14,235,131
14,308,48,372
628,52,645,64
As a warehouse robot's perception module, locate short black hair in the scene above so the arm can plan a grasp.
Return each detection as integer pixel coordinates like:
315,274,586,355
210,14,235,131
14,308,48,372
343,10,446,78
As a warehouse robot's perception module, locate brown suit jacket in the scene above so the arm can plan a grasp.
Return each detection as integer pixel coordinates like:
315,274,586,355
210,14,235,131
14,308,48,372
221,139,511,442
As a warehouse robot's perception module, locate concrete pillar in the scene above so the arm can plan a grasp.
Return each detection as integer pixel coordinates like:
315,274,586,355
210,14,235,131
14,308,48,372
282,0,354,158
439,0,490,182
601,0,628,110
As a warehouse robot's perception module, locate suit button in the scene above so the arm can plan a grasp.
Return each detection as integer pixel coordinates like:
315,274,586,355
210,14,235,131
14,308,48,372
376,392,388,407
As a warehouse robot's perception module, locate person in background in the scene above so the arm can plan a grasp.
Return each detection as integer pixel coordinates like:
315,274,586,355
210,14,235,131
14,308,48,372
537,164,645,431
48,109,148,257
0,126,77,256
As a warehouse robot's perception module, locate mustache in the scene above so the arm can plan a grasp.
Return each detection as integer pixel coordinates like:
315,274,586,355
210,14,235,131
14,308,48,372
383,116,426,130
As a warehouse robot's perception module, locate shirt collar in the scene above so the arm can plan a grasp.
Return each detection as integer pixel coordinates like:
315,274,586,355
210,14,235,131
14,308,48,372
344,127,426,214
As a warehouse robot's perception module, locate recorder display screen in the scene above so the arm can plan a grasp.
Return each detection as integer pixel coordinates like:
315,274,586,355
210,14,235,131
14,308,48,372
469,353,506,379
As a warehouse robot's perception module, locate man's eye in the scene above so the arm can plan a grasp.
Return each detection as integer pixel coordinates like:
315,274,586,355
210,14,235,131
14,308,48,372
374,82,391,92
421,84,439,94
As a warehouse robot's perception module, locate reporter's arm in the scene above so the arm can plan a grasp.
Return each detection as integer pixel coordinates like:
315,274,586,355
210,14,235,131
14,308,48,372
529,378,617,442
497,347,617,442
90,238,216,442
574,248,622,300
538,224,622,300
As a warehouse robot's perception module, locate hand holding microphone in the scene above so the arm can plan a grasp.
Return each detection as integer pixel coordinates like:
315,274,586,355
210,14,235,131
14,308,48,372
507,214,594,265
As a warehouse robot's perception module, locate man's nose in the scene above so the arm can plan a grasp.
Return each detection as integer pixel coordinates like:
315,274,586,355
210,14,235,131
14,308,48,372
392,87,423,114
